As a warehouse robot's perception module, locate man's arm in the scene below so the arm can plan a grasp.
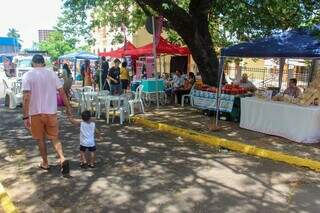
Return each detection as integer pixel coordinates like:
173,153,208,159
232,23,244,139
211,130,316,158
58,88,72,116
23,91,31,118
22,91,31,129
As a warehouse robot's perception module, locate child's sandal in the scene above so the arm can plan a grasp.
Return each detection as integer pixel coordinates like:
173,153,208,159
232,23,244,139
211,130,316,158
88,164,95,168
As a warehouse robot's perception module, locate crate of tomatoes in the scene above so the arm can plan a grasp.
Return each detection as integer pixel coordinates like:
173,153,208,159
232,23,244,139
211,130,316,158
222,84,247,95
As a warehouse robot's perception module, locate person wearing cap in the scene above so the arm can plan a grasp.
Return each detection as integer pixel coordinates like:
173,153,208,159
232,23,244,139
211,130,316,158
108,58,122,95
22,54,71,175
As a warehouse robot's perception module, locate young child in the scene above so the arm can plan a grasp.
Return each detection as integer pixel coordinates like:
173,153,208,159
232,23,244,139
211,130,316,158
69,110,100,168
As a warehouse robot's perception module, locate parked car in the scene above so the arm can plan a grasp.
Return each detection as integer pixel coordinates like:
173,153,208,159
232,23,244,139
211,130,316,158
13,55,51,78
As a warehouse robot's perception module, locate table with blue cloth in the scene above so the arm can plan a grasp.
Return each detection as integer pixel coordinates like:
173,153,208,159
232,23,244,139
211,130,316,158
191,89,251,122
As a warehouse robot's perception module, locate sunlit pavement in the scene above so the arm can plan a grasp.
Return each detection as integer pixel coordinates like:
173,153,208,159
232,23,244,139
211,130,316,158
0,105,320,212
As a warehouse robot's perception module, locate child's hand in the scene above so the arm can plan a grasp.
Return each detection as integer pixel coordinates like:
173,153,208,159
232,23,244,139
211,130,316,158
97,133,102,140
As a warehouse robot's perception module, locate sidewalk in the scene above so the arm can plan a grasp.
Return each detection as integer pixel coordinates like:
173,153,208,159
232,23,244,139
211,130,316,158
142,106,320,162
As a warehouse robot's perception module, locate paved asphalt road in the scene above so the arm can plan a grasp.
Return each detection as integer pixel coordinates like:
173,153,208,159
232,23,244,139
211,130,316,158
0,104,319,213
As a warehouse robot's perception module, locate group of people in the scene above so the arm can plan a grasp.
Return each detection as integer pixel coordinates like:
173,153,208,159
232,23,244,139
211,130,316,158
79,57,130,95
164,70,196,104
233,73,301,98
60,57,130,97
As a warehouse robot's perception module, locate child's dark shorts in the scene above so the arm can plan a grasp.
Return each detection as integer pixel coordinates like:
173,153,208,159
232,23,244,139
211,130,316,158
80,145,96,152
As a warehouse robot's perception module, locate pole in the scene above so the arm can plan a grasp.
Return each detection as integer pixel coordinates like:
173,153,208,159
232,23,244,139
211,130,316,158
99,58,102,91
152,16,159,108
215,57,225,127
278,58,285,90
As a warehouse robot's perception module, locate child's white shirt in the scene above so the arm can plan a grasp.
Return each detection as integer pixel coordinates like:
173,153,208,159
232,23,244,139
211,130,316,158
80,121,95,147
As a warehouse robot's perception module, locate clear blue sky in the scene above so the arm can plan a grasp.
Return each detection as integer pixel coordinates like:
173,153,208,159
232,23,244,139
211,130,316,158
0,0,62,49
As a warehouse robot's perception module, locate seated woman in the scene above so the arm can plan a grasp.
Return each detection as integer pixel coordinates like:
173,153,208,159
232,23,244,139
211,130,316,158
176,72,196,104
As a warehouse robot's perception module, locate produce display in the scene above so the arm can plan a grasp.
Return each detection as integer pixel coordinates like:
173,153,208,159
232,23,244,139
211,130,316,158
222,84,247,95
194,82,217,93
194,82,247,95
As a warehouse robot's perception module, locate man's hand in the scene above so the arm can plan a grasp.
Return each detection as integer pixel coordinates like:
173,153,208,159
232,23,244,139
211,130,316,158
24,118,31,130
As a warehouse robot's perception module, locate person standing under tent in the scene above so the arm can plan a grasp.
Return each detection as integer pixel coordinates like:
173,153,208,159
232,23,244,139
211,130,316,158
100,56,110,91
80,59,92,87
61,63,73,99
120,61,130,93
82,59,93,86
108,59,122,95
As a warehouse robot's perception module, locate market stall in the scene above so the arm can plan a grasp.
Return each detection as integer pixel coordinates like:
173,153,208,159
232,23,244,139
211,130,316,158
58,51,99,79
192,83,250,121
241,97,320,143
98,41,137,58
221,26,320,143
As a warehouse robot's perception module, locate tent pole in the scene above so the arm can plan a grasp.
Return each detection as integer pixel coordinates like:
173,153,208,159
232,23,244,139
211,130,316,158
152,16,159,108
99,57,102,91
279,58,285,90
74,59,77,82
214,57,225,128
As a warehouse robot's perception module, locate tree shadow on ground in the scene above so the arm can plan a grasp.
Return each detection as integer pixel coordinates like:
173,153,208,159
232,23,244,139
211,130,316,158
0,106,319,213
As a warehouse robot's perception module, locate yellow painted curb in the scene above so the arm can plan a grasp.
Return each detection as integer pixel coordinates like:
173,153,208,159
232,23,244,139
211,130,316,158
0,183,18,213
133,116,320,172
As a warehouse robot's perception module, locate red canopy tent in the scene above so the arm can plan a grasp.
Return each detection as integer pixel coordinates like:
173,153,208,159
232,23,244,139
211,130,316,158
124,37,190,57
99,41,136,57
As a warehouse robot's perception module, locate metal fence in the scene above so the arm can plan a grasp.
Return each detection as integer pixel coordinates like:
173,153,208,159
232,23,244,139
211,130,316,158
224,66,311,91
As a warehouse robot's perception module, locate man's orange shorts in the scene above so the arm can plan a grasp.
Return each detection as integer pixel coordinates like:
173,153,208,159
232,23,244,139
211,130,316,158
31,114,59,140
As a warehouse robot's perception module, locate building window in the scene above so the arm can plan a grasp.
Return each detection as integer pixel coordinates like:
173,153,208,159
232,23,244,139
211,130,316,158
98,48,100,53
103,48,106,52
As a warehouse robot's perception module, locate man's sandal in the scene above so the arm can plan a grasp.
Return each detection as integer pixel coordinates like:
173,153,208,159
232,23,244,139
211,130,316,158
39,163,50,171
61,160,70,175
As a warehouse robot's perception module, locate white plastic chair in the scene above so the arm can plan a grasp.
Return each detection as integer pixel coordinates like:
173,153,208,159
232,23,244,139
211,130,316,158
82,86,96,112
112,95,131,125
128,85,145,116
83,86,94,93
3,79,22,109
96,90,110,119
181,85,195,107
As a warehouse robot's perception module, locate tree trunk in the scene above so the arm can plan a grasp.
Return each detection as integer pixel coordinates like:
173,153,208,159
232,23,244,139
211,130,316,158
134,0,220,86
182,28,219,86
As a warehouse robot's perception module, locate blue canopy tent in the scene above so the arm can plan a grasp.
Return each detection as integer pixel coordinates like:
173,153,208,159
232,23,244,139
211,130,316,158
213,27,320,128
59,51,99,80
221,28,320,58
59,51,99,61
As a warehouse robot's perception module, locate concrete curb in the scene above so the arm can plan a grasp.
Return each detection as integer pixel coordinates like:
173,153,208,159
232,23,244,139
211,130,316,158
133,116,320,172
0,183,18,213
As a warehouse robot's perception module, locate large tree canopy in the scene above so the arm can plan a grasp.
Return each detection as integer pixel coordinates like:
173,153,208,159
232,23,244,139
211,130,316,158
38,31,75,61
63,0,320,86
